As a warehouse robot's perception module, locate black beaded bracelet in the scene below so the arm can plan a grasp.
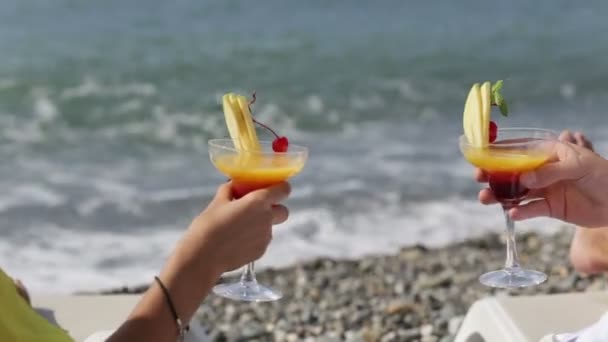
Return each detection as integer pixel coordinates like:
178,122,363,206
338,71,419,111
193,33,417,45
154,276,190,341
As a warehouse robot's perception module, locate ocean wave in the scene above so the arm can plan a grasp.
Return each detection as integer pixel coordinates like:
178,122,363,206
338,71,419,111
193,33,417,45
0,225,180,293
0,75,605,151
261,198,568,270
60,77,156,100
0,184,66,212
0,79,17,90
32,88,59,121
0,198,568,294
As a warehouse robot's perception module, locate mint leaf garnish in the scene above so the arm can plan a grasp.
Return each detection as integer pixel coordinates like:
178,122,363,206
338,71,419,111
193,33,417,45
498,100,508,116
491,80,508,117
492,80,503,93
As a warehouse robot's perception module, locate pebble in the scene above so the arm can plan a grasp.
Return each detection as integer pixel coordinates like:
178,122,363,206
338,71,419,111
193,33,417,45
380,331,397,342
385,299,417,315
421,324,434,337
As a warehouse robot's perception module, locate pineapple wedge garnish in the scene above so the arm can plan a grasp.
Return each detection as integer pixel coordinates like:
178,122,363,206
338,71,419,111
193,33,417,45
463,82,492,148
222,93,261,152
479,81,492,147
463,83,482,147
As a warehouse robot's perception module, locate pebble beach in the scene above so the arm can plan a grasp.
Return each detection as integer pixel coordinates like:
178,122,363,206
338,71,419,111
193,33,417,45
101,229,608,341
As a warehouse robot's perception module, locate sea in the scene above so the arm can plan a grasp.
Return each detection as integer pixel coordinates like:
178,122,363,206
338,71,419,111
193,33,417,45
1,0,608,293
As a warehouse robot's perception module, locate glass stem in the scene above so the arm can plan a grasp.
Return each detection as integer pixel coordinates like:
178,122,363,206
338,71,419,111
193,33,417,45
503,204,520,270
240,262,257,284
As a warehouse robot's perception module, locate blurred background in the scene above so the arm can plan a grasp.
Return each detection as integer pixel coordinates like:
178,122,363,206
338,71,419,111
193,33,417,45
0,0,607,293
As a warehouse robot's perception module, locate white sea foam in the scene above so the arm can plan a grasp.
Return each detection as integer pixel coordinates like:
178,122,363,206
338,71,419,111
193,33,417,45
61,77,102,99
115,99,144,114
350,93,385,111
0,225,180,294
3,120,46,144
377,79,425,102
0,197,567,294
61,77,156,100
560,83,577,100
259,198,567,269
0,184,66,211
32,88,59,121
146,185,218,203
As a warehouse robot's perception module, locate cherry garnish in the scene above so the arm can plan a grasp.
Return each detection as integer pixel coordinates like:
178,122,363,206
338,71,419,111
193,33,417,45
272,136,289,152
489,121,498,143
249,92,289,152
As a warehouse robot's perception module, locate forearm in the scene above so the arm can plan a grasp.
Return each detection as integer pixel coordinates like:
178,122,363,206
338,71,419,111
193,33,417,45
570,226,608,274
108,242,221,342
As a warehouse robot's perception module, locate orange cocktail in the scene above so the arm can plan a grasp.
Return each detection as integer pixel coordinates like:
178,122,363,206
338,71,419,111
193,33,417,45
212,153,306,198
462,140,551,205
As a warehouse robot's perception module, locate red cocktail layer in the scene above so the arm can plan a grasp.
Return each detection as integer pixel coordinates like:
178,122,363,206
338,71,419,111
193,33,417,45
231,181,275,199
487,171,528,205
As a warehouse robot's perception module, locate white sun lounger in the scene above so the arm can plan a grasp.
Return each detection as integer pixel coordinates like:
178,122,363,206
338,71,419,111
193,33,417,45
455,291,608,342
32,294,208,342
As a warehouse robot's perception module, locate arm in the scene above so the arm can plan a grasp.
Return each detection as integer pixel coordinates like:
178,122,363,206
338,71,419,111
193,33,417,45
570,227,608,274
107,235,222,341
107,182,290,342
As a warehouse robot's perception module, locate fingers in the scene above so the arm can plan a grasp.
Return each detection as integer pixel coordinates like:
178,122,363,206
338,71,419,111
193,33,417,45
560,130,594,152
212,182,234,203
509,199,552,221
478,188,496,204
559,130,574,143
271,204,289,224
521,164,567,189
475,169,488,182
520,142,582,189
478,188,545,205
574,132,594,151
248,182,291,204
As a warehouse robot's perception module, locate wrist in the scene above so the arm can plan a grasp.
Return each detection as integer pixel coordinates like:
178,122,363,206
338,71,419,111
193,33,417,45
170,231,225,282
169,246,223,284
154,245,223,324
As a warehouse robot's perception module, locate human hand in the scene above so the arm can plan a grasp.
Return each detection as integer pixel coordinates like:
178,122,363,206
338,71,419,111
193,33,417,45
475,131,608,228
474,131,594,183
176,182,291,277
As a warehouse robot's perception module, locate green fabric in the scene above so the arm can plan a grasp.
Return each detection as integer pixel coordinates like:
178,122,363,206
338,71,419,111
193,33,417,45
0,269,73,342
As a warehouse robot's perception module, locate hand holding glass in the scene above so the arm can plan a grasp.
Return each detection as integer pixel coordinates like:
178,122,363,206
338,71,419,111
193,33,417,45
208,139,308,301
460,128,557,288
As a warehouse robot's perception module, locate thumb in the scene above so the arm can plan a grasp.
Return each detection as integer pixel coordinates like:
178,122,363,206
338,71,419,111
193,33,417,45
245,182,291,205
520,142,582,189
211,182,234,204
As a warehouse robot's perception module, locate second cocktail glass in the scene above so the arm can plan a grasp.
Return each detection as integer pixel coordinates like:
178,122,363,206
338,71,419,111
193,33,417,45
460,128,557,288
208,138,308,301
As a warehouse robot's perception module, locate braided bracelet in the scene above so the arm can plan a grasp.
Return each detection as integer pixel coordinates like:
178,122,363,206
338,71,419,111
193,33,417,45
154,276,190,341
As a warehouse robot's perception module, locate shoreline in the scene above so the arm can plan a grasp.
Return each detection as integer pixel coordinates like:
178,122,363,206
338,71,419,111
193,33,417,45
99,229,608,341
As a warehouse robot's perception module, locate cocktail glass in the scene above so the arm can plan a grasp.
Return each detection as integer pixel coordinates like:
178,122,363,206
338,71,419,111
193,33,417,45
208,138,308,301
460,128,557,288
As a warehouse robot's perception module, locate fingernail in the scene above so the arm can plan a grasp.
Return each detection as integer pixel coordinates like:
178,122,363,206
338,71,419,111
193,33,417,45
520,172,536,186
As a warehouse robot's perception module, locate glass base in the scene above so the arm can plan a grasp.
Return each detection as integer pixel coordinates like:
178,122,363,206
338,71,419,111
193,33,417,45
479,268,547,288
212,281,282,302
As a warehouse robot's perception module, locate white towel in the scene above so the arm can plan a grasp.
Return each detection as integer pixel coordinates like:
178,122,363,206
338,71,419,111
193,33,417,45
83,324,208,342
540,311,608,342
